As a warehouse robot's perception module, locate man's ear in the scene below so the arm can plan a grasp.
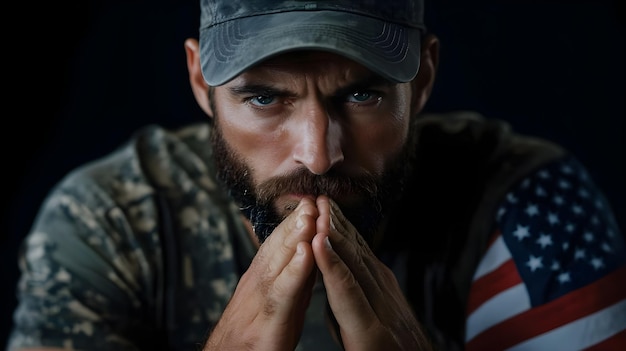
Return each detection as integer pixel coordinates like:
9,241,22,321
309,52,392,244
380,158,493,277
411,34,440,114
184,38,213,117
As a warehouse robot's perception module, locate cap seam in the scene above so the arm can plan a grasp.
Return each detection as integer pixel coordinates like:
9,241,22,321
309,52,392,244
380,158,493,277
202,8,424,30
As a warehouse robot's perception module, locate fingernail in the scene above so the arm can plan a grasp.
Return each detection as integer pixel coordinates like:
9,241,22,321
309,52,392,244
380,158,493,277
296,214,304,229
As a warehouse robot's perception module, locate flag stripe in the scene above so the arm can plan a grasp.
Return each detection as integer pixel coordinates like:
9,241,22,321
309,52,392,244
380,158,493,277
583,328,626,351
473,232,510,280
465,283,530,342
466,265,626,350
508,298,626,351
466,259,522,315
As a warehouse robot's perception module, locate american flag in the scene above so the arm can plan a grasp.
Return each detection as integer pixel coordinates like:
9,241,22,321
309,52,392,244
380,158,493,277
465,156,626,350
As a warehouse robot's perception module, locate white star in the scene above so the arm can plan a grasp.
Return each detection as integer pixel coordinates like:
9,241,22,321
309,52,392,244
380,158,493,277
536,186,547,197
571,204,584,216
558,179,572,189
590,257,605,270
578,188,590,198
574,248,586,260
580,171,589,181
538,170,551,179
512,225,531,241
521,178,531,188
553,194,565,206
607,229,615,238
526,255,544,272
497,207,506,220
565,223,576,233
547,212,560,226
551,260,561,270
583,231,595,242
562,241,570,250
525,203,539,217
507,192,518,203
536,233,553,249
591,215,600,226
594,199,604,209
561,164,574,174
557,271,571,284
601,242,613,253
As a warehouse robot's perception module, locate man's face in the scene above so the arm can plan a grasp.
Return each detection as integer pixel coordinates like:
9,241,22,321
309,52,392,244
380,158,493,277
210,51,417,243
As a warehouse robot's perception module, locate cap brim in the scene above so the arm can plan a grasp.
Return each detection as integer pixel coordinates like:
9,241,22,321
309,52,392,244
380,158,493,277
200,10,422,86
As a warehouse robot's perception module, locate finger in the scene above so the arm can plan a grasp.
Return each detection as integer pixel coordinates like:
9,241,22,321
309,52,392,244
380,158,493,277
269,241,317,322
313,233,399,350
315,195,331,235
255,197,319,279
318,198,392,313
323,199,392,317
312,233,377,334
324,199,381,285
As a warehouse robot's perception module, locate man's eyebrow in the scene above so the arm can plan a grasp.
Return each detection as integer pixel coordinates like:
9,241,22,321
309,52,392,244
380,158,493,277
333,74,395,97
228,74,394,98
228,83,292,97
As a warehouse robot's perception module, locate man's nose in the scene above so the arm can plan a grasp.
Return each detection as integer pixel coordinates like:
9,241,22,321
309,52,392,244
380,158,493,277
292,100,344,175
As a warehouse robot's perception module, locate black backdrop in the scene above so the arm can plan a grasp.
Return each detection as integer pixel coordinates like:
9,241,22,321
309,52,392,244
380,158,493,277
2,0,624,346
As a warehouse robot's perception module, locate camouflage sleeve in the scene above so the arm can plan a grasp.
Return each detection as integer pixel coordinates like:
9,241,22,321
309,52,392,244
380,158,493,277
7,153,164,351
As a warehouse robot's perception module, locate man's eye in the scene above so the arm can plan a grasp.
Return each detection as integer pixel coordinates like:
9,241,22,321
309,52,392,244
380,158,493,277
249,95,276,106
347,91,378,103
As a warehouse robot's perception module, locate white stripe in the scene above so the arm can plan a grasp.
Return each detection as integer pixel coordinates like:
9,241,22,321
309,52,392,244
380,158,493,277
466,283,531,341
507,298,626,350
473,235,511,280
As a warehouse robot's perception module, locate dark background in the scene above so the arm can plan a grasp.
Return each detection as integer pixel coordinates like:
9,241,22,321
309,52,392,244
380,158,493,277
2,0,625,347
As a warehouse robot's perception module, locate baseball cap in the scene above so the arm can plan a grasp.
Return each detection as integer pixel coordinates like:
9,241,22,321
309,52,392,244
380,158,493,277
199,0,425,86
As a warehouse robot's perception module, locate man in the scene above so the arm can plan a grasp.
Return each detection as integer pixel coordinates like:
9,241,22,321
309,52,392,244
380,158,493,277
6,0,626,350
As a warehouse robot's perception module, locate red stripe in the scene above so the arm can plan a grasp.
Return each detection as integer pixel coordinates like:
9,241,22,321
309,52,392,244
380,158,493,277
583,328,626,350
466,259,522,315
466,265,626,351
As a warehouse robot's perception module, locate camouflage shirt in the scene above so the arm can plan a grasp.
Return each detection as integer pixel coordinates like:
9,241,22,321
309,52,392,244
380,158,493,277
7,112,626,351
6,120,342,351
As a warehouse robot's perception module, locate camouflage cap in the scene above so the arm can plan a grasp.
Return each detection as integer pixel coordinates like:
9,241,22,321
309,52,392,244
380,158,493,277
199,0,426,86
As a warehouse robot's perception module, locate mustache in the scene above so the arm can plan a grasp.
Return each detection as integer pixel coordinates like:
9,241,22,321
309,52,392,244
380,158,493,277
255,168,379,204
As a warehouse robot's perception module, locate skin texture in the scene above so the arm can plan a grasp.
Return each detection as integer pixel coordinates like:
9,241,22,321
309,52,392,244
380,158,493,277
15,34,439,351
184,34,440,351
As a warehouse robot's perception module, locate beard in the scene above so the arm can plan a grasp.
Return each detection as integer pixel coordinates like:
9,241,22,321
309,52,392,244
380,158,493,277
210,112,418,246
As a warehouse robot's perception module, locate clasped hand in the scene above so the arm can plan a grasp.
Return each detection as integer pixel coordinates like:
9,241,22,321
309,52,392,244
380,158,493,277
203,195,430,351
